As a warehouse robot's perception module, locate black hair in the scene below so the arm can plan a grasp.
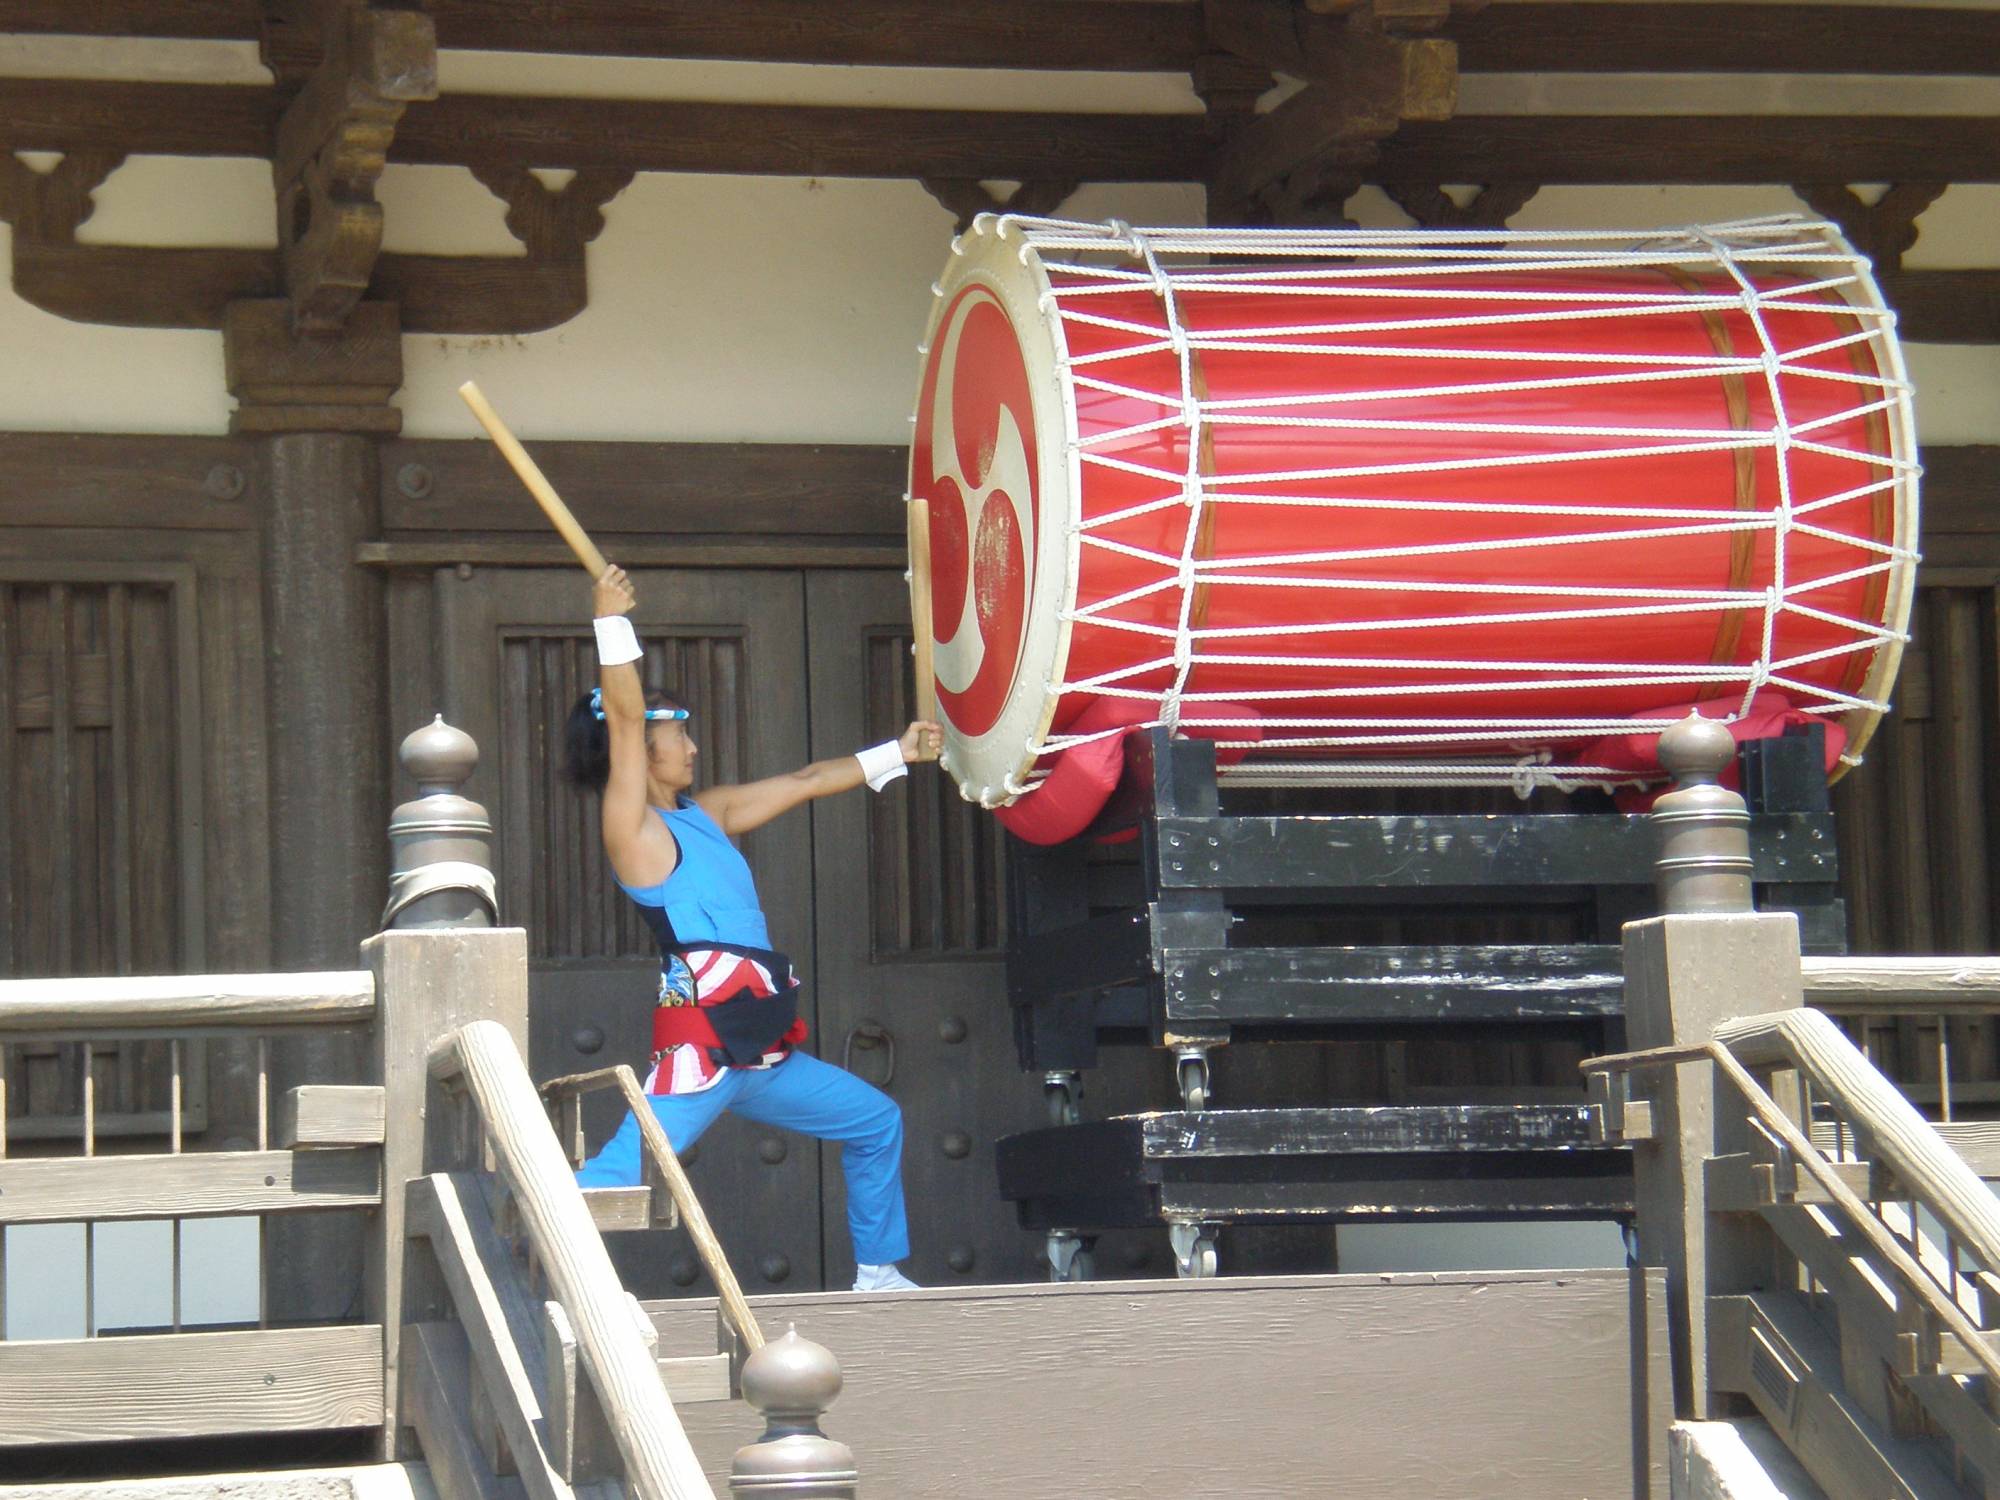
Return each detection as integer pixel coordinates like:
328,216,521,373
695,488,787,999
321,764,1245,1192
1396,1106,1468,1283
560,687,687,795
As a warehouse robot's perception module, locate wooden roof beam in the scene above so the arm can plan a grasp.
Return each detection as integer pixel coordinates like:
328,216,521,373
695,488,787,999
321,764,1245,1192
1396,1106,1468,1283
0,3,1996,77
0,0,1208,72
5,79,1999,189
0,78,1215,181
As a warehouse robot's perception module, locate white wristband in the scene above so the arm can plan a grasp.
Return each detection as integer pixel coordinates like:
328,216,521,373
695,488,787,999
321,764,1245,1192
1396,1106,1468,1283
593,614,642,666
856,739,908,792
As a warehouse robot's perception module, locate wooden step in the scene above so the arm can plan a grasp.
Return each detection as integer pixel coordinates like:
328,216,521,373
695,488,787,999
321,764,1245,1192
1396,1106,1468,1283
658,1351,733,1405
581,1184,668,1233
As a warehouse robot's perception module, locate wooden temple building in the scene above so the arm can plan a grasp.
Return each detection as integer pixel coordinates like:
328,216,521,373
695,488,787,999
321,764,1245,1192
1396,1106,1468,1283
0,2,1997,1496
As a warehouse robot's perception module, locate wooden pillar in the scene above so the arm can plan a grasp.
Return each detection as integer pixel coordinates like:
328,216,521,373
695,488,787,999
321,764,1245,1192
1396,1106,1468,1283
1623,718,1804,1420
229,297,403,1322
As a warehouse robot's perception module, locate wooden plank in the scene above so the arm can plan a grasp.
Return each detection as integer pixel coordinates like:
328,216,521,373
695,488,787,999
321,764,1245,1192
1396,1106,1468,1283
1802,957,2000,1015
402,1320,523,1500
407,1173,567,1500
1453,5,2000,76
381,438,905,538
278,1083,388,1149
1922,447,2000,537
1812,1119,2000,1181
15,1,1995,78
1154,812,1834,891
399,92,1212,181
1377,117,2000,186
1161,942,1624,1023
0,1324,383,1445
0,0,1207,70
1707,1293,1959,1500
1880,271,2000,347
0,79,1212,182
648,1271,1668,1500
1702,1150,1873,1212
0,969,374,1037
581,1185,656,1234
0,1146,380,1224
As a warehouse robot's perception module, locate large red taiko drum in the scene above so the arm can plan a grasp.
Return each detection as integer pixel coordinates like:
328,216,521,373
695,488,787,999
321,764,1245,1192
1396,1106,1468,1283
907,216,1918,809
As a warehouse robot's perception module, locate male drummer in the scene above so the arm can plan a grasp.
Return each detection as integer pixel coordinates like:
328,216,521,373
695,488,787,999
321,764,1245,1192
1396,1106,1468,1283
564,565,942,1293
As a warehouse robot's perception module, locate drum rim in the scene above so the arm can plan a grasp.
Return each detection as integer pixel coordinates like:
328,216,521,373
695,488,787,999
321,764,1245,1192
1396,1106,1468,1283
1826,225,1919,780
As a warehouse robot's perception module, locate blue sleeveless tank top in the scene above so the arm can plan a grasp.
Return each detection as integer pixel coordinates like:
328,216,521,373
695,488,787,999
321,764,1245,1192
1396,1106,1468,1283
615,798,770,950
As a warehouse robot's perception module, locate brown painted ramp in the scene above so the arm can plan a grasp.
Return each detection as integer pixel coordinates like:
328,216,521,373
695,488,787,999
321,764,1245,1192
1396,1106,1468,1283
648,1266,1672,1500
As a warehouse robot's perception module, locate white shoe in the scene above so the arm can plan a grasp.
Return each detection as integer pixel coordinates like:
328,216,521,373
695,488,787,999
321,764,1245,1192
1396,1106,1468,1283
852,1262,921,1292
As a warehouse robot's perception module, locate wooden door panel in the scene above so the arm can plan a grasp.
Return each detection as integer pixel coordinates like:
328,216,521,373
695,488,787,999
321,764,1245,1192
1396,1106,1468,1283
422,566,825,1295
804,571,1053,1288
0,569,210,1141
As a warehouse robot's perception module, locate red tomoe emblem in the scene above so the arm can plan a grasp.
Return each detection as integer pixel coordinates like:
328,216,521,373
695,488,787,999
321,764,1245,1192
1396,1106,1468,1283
912,286,1037,740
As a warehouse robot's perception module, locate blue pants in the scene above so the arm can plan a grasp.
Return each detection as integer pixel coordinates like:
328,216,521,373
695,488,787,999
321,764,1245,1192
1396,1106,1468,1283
575,1051,910,1266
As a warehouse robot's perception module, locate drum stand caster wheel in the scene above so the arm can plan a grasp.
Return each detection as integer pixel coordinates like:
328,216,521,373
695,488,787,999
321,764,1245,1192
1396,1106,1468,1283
1172,1048,1211,1112
1169,1221,1219,1280
1047,1230,1094,1283
1044,1070,1083,1127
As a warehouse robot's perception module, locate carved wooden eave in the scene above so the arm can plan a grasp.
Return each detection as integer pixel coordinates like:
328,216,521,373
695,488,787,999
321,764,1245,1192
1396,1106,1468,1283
269,3,436,334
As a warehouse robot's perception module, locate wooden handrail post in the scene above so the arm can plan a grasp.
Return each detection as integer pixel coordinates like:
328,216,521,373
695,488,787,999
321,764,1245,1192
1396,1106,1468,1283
730,1326,859,1498
369,717,518,1459
1620,716,1804,1424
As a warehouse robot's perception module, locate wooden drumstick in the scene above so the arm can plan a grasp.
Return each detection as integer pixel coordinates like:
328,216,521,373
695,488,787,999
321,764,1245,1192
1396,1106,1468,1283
457,380,609,578
906,493,939,723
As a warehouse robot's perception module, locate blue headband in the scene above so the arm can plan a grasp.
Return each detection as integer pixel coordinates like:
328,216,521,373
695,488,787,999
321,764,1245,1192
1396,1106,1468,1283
591,687,688,723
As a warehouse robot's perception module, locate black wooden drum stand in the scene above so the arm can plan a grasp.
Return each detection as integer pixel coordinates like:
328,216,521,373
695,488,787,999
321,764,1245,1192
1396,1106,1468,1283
995,725,1843,1279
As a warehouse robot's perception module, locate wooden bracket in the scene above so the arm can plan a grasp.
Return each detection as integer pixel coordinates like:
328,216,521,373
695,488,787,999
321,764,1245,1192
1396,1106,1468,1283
1792,181,1949,275
273,2,438,334
1791,182,1999,343
1383,180,1539,229
920,177,1080,234
1206,13,1458,226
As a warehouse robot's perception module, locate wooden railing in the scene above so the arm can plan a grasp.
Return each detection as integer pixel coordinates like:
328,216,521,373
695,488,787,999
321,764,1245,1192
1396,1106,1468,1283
542,1064,766,1356
1597,718,2000,1500
415,1021,714,1499
1592,1010,2000,1499
0,969,386,1448
1804,956,2000,1122
0,721,857,1496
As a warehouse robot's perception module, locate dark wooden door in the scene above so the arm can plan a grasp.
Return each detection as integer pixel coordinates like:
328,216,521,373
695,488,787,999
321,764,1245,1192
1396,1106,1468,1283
0,532,271,1149
433,566,821,1297
802,571,1050,1287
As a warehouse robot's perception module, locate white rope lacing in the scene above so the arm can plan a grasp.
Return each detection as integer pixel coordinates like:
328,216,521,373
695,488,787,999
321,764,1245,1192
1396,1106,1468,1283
975,214,1913,789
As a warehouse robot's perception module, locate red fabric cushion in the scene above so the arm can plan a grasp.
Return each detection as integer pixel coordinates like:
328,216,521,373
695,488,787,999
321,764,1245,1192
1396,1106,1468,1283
992,700,1264,846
